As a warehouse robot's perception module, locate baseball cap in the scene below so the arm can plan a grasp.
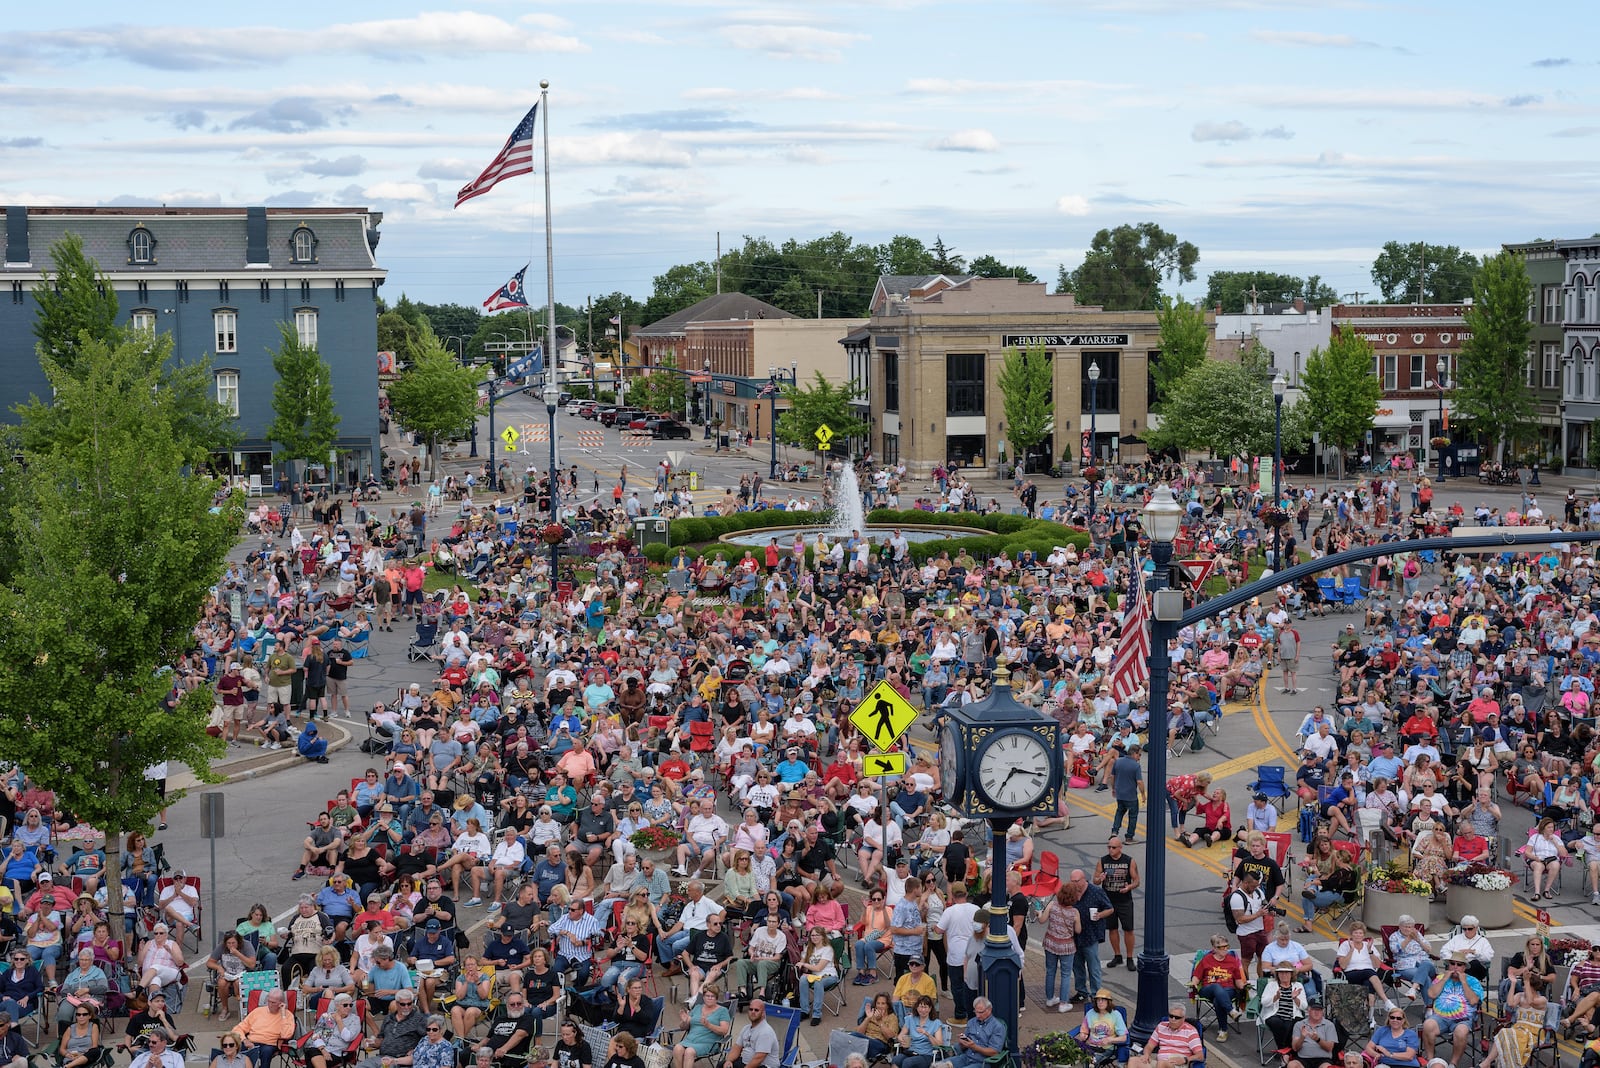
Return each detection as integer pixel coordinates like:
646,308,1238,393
424,919,441,931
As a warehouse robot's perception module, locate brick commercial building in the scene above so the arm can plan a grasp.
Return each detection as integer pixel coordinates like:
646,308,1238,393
1329,303,1467,471
0,205,386,488
859,275,1204,476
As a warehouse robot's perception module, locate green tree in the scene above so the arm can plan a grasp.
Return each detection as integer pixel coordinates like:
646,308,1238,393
1455,250,1535,461
641,262,718,325
385,326,481,476
377,310,425,366
1300,325,1382,476
0,332,239,937
32,232,119,372
1371,241,1481,303
1152,296,1211,407
997,344,1052,466
879,235,937,275
1303,274,1341,307
1203,270,1306,313
929,236,966,274
1060,222,1199,311
411,301,482,349
775,372,868,451
1147,354,1278,459
266,323,340,482
968,255,1039,283
629,354,687,418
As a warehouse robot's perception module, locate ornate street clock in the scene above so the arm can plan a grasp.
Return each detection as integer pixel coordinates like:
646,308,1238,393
941,663,1062,819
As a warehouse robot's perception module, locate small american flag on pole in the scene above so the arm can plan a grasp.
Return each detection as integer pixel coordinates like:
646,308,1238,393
455,104,538,207
1109,556,1150,703
756,381,779,398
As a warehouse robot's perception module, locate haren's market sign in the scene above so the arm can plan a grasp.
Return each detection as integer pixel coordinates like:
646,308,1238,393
1002,333,1131,347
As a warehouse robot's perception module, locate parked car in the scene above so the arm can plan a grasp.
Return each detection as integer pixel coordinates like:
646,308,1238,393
558,390,573,407
627,414,657,431
564,401,584,416
648,418,693,440
601,406,642,427
577,401,599,419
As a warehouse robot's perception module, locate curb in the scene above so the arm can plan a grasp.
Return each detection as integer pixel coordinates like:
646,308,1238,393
166,719,354,792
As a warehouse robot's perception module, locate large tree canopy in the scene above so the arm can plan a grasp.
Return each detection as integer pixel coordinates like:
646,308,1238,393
1370,241,1481,303
1455,250,1536,460
1057,222,1199,311
1300,325,1382,463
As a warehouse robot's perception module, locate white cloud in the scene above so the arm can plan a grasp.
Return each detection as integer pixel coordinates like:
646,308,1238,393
361,181,437,203
1251,30,1377,49
416,158,479,180
13,12,587,70
1191,120,1253,143
1057,194,1091,216
553,133,693,169
932,129,1000,153
719,24,865,62
681,86,845,102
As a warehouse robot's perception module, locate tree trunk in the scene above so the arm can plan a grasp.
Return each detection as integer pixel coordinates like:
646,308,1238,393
105,829,126,943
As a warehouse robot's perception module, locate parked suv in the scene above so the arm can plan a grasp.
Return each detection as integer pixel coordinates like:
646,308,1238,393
647,417,693,440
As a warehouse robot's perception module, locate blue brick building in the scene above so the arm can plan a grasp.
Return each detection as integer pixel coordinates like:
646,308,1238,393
0,205,387,487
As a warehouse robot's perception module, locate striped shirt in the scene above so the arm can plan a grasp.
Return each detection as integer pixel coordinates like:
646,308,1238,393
548,911,601,961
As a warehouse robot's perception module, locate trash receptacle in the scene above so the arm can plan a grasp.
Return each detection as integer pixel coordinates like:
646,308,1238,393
633,517,670,550
290,667,305,713
689,471,699,491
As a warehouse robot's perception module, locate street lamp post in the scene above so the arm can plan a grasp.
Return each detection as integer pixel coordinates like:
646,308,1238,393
766,364,797,482
543,380,561,582
485,374,501,481
1132,484,1184,1043
1086,359,1100,520
702,358,713,439
1272,372,1286,571
1436,356,1449,483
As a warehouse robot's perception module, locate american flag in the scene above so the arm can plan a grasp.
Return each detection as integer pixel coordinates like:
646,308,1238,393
608,314,622,326
756,381,779,398
1109,556,1150,703
455,104,538,207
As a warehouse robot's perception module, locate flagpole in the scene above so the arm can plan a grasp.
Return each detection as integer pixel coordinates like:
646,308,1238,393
540,80,559,471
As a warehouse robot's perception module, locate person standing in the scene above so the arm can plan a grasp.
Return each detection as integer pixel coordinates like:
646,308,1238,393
1094,837,1139,972
1110,744,1145,842
935,884,979,1024
1278,624,1301,695
1068,869,1113,1004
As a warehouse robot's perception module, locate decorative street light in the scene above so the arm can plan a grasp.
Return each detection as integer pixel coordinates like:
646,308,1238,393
543,379,561,581
1436,356,1449,483
1086,359,1101,520
1272,372,1287,571
1132,484,1184,1043
702,358,713,440
766,364,798,482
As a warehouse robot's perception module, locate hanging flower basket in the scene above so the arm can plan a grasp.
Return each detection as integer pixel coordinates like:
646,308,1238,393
1260,507,1291,529
1430,436,1450,448
540,522,568,545
1083,466,1103,484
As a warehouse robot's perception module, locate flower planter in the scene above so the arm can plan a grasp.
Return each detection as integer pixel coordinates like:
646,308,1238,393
1363,888,1429,929
1445,885,1514,929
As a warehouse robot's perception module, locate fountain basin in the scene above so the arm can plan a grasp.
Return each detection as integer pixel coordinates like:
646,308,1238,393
718,523,989,547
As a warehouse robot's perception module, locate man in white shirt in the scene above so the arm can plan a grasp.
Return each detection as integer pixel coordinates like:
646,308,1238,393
937,883,981,1023
676,799,729,877
656,880,724,964
482,827,527,912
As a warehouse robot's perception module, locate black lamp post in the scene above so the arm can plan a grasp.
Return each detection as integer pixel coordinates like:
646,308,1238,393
767,363,797,482
1132,484,1184,1043
702,358,713,439
1436,356,1449,483
1086,359,1100,520
486,374,501,476
1272,372,1286,571
543,379,561,581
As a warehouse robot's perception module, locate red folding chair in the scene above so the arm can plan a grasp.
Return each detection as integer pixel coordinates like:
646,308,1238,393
1019,850,1061,898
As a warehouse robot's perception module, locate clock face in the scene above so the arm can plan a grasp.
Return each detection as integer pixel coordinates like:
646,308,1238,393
976,730,1052,810
940,725,962,805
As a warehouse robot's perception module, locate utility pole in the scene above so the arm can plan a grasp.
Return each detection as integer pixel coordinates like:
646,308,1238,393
816,289,823,319
1345,290,1367,304
586,296,595,398
1419,242,1428,304
716,232,722,294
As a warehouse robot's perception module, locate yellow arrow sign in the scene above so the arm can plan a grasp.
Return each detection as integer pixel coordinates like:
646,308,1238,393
814,423,833,447
848,680,918,752
501,426,520,445
861,752,907,778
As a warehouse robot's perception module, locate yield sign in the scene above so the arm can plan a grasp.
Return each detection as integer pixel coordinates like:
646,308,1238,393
1177,558,1214,590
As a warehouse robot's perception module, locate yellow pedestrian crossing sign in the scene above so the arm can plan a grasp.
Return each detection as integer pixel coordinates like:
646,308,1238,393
501,426,520,451
849,680,917,752
814,424,833,448
862,752,908,778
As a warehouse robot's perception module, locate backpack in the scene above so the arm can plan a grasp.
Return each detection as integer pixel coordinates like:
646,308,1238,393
1222,886,1242,933
1190,731,1206,753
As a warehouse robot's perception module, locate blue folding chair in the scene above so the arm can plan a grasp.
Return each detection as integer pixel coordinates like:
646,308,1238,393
1316,577,1342,608
764,1004,805,1068
1341,576,1367,609
1246,765,1292,802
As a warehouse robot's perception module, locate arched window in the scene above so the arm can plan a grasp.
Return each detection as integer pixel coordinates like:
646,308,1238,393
290,226,317,264
1577,273,1590,322
127,227,156,264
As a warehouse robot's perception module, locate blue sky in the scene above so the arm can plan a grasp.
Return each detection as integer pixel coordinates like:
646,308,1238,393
2,1,1595,311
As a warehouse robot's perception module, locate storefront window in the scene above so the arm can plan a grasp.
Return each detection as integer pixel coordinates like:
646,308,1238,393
946,353,984,415
946,435,985,468
1081,351,1119,412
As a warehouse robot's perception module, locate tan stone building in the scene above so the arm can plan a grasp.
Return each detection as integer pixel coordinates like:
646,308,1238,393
634,292,862,440
858,275,1209,475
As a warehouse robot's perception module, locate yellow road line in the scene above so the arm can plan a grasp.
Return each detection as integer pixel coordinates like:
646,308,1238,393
1202,746,1282,781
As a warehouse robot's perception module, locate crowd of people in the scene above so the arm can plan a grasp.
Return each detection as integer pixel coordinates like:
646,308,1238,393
2,448,1596,1068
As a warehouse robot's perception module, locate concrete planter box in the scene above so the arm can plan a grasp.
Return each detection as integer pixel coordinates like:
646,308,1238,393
1445,885,1514,929
1363,888,1430,929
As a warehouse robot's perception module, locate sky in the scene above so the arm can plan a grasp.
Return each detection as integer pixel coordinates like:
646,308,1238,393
2,1,1596,312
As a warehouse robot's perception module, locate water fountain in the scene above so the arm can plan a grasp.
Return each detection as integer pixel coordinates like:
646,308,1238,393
718,461,986,547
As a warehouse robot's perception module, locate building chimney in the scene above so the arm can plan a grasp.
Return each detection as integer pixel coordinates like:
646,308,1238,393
1293,298,1305,313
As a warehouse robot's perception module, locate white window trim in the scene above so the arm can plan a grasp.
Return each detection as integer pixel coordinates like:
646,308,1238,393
216,370,240,417
295,309,318,349
214,310,237,354
131,310,156,334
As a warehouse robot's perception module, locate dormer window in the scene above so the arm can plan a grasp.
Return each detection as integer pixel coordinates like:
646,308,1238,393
128,226,156,265
290,225,317,264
